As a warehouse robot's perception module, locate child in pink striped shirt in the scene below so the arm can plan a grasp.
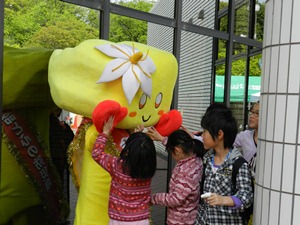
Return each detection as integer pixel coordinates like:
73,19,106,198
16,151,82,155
92,116,157,225
151,129,203,225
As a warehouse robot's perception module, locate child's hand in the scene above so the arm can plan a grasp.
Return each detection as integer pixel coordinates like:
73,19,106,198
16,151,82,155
180,125,194,138
205,193,234,207
146,126,164,142
92,100,128,133
205,193,219,206
103,116,115,135
133,124,145,133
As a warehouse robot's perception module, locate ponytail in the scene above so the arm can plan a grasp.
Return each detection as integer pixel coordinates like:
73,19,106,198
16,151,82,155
192,139,206,159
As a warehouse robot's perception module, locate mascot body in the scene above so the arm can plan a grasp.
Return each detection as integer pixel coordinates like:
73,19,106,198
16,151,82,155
48,39,181,224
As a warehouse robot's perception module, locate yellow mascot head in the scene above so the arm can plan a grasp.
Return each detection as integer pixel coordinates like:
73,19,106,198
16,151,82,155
49,39,181,135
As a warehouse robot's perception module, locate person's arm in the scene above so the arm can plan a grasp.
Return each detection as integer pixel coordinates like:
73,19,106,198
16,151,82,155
152,160,202,207
152,178,191,207
205,162,253,208
203,194,243,209
204,162,251,209
181,125,203,141
146,126,165,142
204,162,252,209
234,162,253,208
204,194,236,207
91,116,117,174
180,125,194,138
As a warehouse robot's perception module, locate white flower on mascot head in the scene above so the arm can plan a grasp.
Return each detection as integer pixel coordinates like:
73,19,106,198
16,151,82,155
95,43,156,105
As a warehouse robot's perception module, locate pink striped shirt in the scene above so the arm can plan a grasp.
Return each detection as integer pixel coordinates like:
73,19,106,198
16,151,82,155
151,156,203,225
92,133,151,222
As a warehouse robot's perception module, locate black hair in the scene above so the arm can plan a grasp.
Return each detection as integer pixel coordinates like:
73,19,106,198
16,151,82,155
166,129,206,159
120,132,157,179
205,102,227,114
250,101,260,110
201,107,237,149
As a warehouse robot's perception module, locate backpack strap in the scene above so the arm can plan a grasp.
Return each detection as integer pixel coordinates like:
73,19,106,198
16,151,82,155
200,161,206,195
232,157,248,188
232,157,253,225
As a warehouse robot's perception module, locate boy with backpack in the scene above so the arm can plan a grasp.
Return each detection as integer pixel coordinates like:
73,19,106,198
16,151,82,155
195,106,253,225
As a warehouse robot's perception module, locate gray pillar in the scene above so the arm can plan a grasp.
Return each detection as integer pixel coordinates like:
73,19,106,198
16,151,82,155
254,0,300,224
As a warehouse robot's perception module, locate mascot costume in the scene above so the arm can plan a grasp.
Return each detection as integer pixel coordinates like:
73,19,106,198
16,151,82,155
0,39,182,225
1,46,68,225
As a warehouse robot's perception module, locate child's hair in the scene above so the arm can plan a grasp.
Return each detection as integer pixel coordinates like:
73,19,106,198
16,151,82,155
205,102,227,114
201,107,237,149
120,132,157,179
166,129,206,158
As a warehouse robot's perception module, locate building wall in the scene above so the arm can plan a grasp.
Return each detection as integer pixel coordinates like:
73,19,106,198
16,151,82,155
179,1,214,131
148,0,215,146
147,0,174,52
254,0,300,224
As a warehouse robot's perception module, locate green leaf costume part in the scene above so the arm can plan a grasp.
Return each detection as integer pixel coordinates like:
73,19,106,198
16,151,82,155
3,46,54,110
1,46,68,225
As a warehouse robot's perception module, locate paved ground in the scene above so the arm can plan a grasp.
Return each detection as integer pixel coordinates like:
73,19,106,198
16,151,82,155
68,178,78,225
68,154,169,225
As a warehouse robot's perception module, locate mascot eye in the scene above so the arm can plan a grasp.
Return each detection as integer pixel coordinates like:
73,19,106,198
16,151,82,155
139,93,147,109
155,92,163,108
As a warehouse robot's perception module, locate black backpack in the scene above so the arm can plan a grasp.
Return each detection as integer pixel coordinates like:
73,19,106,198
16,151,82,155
232,157,254,225
200,157,254,225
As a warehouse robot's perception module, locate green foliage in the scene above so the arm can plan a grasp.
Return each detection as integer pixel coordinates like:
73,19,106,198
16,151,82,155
4,0,99,48
216,1,264,77
109,15,148,43
4,0,154,48
113,0,155,10
255,3,265,41
26,19,98,49
231,58,247,76
249,54,262,76
109,0,155,43
216,54,262,77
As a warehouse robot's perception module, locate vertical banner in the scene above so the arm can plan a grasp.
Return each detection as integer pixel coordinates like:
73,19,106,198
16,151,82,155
2,111,67,224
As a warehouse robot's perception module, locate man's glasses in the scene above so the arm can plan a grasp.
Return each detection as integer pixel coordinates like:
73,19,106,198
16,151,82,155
249,110,259,117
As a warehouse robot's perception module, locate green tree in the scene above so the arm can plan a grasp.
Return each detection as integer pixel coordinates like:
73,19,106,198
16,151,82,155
109,15,148,43
216,2,264,77
109,0,155,43
255,3,265,41
4,0,43,47
4,0,154,48
4,0,99,48
26,19,98,49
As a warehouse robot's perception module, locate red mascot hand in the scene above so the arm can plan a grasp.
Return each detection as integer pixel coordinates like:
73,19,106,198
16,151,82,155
92,100,128,133
154,110,182,137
